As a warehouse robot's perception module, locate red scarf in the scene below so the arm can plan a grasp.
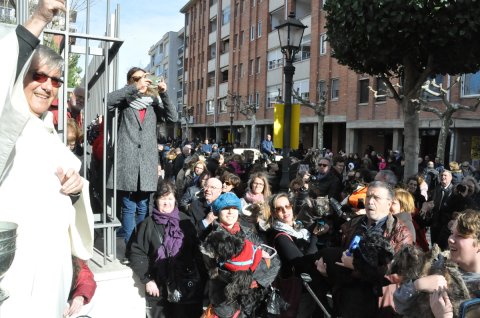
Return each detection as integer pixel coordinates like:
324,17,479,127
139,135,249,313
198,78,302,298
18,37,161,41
221,222,241,235
223,239,263,272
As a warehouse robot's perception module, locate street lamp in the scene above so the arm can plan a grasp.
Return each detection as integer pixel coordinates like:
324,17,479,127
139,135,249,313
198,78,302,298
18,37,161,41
276,12,307,192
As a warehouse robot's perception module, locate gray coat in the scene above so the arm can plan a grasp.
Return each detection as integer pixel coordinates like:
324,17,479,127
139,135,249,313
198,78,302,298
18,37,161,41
106,85,177,192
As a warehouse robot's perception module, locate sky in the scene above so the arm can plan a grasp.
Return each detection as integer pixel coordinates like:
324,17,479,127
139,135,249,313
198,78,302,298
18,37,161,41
75,0,188,85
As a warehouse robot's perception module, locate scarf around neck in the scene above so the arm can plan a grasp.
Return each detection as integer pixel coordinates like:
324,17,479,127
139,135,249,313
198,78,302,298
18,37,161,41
273,220,311,241
245,191,264,204
152,207,184,262
220,222,241,235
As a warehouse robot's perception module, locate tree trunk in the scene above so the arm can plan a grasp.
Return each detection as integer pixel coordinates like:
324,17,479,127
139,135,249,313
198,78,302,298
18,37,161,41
436,114,451,164
317,112,324,150
403,99,420,182
250,116,256,148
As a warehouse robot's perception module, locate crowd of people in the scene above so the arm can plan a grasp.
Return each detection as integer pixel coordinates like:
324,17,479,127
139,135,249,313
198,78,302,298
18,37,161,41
117,134,480,318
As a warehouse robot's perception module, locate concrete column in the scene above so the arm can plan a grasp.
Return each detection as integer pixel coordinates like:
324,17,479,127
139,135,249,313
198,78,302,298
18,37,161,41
392,129,403,153
313,124,318,149
215,127,222,143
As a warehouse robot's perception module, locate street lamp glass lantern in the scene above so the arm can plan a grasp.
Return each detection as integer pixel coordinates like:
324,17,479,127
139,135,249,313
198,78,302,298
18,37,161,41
229,111,235,119
275,12,307,57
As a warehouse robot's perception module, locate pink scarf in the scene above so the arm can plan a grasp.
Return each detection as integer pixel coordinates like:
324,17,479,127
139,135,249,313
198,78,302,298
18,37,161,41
244,191,264,204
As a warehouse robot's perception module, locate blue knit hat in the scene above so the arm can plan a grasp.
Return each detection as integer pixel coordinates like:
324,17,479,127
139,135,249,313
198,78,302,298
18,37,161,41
212,192,242,214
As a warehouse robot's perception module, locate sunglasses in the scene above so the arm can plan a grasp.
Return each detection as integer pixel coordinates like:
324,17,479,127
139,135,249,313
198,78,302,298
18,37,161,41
319,163,329,167
224,181,232,186
275,205,293,213
32,72,63,88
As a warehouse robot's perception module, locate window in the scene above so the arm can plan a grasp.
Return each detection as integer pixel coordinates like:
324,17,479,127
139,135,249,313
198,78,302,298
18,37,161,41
250,25,255,41
209,0,217,7
206,100,214,114
249,59,254,76
255,92,260,108
462,72,480,97
295,34,310,62
255,57,261,74
209,17,217,33
220,68,228,83
222,6,230,25
320,33,327,55
293,79,310,102
221,38,230,54
233,65,237,79
267,49,283,70
219,97,227,113
359,78,369,104
422,74,444,100
331,78,339,100
248,94,254,106
266,85,282,108
239,63,244,77
317,80,327,101
209,43,216,60
233,34,238,49
207,71,215,87
375,77,387,102
257,21,262,38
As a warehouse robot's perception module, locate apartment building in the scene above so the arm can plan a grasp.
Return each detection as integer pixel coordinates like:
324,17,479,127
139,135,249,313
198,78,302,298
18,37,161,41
147,28,185,140
181,0,480,162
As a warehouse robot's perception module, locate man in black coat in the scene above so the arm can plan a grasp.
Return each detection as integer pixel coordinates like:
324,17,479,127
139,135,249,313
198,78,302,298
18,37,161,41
309,157,342,201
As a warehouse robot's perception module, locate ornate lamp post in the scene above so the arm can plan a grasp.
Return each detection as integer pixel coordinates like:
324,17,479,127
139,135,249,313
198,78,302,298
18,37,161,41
276,12,307,191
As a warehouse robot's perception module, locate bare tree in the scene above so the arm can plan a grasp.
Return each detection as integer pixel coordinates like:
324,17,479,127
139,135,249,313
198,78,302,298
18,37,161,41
227,92,258,147
292,88,327,150
414,78,480,163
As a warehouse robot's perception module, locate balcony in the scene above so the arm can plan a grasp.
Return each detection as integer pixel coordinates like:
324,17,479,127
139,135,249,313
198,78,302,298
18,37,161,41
269,0,283,12
208,58,216,72
210,3,218,19
219,52,229,68
209,31,217,45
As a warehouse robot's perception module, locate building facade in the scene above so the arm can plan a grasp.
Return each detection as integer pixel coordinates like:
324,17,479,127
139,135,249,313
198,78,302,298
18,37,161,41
147,28,185,140
180,0,480,164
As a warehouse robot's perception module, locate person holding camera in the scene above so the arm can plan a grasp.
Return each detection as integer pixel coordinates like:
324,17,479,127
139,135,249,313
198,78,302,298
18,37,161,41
129,182,206,318
309,157,342,201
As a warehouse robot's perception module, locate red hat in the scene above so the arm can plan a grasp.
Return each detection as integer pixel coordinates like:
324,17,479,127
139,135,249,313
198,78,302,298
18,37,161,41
222,240,262,272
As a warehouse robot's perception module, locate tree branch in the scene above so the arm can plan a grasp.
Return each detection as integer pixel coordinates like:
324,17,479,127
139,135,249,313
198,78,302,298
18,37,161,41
380,74,402,102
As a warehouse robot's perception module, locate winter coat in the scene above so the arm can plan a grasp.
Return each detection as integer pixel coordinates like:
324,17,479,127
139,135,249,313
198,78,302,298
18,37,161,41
106,85,177,192
129,213,206,303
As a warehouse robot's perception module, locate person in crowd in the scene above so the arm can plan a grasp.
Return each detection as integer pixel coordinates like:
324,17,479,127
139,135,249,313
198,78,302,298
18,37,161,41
405,175,430,251
163,147,177,181
173,145,192,181
241,172,272,232
0,1,94,316
268,192,321,317
421,170,454,249
463,176,480,208
226,153,245,177
106,65,177,249
374,169,398,188
261,134,276,161
64,256,97,318
461,161,475,178
449,161,464,185
179,170,211,213
309,157,342,201
201,192,280,318
206,152,222,176
332,155,346,195
187,177,223,237
67,86,86,127
424,161,439,195
394,210,480,318
211,143,219,154
181,160,207,195
129,182,205,318
201,138,212,156
391,188,417,242
316,181,413,318
221,172,241,196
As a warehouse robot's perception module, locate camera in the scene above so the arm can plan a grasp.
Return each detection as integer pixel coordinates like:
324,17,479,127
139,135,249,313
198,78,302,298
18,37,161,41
456,184,467,193
310,175,317,181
